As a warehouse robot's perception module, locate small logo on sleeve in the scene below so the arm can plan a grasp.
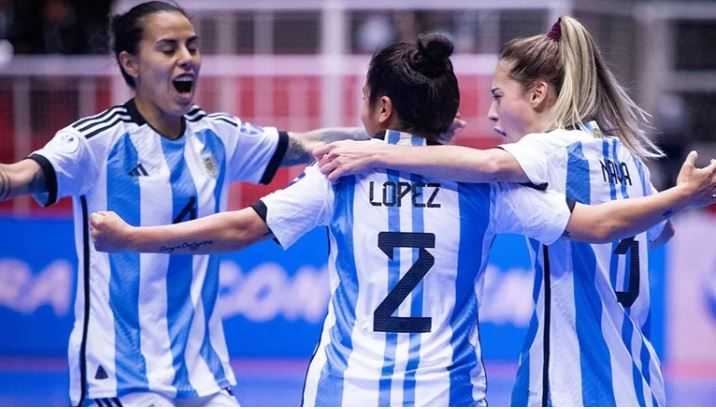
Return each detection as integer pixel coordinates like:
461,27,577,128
58,133,80,154
94,365,108,380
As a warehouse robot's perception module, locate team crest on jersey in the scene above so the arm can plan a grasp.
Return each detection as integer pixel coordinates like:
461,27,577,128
58,132,80,154
203,155,218,178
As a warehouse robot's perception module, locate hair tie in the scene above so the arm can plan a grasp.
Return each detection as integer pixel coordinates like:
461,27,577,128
546,18,562,41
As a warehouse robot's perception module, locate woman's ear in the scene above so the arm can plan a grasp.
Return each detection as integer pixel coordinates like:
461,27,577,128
528,80,553,111
377,96,394,126
118,51,139,82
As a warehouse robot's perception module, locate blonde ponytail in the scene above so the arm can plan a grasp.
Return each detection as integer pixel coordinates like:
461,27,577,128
501,16,664,159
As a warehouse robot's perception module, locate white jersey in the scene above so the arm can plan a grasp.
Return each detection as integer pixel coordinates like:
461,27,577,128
257,130,571,406
29,99,288,405
500,124,667,406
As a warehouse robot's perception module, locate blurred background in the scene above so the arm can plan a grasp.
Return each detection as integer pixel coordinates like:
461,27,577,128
0,0,715,405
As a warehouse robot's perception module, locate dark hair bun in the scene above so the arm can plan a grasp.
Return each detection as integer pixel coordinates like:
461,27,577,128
411,32,454,77
418,33,454,62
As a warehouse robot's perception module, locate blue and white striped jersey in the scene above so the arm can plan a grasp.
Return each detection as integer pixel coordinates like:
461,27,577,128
258,130,571,406
29,99,288,405
501,124,667,406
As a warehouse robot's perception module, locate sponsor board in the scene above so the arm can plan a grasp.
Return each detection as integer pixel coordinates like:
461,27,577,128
0,216,668,361
667,212,716,367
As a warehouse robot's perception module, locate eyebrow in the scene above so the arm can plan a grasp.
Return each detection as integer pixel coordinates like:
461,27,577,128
156,35,200,46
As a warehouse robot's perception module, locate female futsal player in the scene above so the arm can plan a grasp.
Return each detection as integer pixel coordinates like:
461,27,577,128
0,1,365,405
89,32,716,406
313,16,716,406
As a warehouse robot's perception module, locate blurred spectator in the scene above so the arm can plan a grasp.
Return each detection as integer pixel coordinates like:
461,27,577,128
653,93,689,190
11,0,112,54
43,0,80,53
0,0,12,40
394,11,419,43
356,14,393,53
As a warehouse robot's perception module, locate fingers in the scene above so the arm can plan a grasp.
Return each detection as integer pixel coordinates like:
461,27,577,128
684,150,698,169
318,151,338,168
312,142,335,160
677,151,699,185
319,157,339,178
327,167,346,183
709,159,716,187
707,158,716,174
90,212,101,227
322,158,350,182
326,158,370,182
90,211,107,231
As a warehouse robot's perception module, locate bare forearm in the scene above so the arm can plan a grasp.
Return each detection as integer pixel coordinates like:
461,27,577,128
127,208,269,254
0,164,10,201
284,128,369,166
0,160,46,201
373,146,529,183
568,186,690,243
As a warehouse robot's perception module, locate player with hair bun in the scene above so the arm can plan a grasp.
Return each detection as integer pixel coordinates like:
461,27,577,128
314,16,716,406
89,31,716,406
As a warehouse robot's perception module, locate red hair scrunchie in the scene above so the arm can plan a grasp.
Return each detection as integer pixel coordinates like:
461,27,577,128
547,18,562,41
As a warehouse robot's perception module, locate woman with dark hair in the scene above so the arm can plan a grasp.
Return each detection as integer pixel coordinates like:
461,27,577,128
314,17,716,406
88,32,716,406
0,1,365,406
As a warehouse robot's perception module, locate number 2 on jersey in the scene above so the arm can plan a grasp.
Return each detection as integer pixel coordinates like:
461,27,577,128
374,232,435,333
613,236,640,308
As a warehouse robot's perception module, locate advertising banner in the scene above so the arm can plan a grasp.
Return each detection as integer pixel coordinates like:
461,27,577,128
0,215,669,362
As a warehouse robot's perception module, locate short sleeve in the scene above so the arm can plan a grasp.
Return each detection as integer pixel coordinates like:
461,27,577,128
227,119,288,184
257,164,334,249
29,128,98,206
499,133,555,187
492,182,571,245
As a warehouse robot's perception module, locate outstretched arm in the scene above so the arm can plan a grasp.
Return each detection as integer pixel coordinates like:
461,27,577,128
281,127,370,166
315,141,529,183
91,207,270,254
566,152,716,243
0,159,48,202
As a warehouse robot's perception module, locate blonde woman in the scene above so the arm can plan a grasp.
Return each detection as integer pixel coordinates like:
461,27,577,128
314,17,716,406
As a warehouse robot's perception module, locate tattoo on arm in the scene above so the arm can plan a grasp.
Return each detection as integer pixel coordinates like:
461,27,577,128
282,137,313,166
159,240,215,253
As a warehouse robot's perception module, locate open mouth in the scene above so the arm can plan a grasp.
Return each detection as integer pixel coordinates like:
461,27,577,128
172,77,194,94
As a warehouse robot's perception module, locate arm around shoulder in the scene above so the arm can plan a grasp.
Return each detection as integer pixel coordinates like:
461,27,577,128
316,142,529,183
